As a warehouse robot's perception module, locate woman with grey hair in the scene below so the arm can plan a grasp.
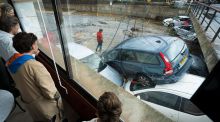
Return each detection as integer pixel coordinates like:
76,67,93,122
0,3,14,19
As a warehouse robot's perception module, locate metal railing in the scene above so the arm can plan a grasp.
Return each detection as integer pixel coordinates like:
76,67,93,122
190,2,220,43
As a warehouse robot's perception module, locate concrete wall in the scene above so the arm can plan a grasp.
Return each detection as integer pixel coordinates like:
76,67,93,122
67,4,187,19
190,13,218,72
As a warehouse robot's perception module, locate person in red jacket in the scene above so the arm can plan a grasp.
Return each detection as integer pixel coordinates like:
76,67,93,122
96,29,103,52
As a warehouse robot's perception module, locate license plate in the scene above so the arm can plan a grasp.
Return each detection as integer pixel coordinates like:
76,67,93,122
179,55,188,68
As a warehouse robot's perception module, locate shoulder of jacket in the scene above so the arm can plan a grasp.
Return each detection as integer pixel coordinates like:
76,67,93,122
25,59,43,67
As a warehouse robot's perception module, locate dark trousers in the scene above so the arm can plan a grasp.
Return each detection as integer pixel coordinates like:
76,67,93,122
0,57,19,97
0,57,10,90
96,42,102,52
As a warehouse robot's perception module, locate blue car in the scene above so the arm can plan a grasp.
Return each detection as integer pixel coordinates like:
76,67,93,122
102,35,193,87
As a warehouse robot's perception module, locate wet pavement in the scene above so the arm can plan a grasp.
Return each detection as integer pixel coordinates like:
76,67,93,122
61,12,170,53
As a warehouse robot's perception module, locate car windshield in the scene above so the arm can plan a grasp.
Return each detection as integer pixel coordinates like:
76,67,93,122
165,38,185,61
80,54,107,72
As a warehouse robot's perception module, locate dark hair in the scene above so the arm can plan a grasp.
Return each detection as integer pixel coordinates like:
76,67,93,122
0,3,13,19
99,29,103,32
13,32,38,53
0,16,18,33
97,92,122,122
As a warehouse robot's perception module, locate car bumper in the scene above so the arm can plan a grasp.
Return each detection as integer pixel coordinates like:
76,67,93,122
156,55,193,84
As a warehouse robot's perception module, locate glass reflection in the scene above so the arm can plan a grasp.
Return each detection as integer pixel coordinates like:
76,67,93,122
12,0,66,70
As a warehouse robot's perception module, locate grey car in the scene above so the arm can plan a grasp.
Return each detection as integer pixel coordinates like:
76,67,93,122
173,25,197,42
102,36,193,87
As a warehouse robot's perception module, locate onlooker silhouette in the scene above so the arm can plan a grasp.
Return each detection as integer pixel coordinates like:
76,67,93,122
0,16,19,61
0,3,14,19
84,92,122,122
6,32,63,122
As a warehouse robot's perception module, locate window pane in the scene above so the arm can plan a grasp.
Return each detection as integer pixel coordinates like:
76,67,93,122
139,91,180,110
54,0,126,89
121,50,136,61
164,38,184,61
8,0,209,121
180,98,204,115
106,50,119,61
136,52,159,64
12,0,66,70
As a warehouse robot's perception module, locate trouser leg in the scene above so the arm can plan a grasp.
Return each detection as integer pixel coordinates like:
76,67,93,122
96,42,102,52
96,44,99,52
0,57,10,90
99,42,102,52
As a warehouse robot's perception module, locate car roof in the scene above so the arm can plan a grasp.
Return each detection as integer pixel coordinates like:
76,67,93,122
57,42,94,59
115,35,178,53
129,74,205,99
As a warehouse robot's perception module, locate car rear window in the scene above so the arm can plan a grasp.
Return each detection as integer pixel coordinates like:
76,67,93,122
164,39,185,61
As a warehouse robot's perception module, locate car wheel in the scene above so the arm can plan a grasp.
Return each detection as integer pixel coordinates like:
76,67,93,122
135,74,156,87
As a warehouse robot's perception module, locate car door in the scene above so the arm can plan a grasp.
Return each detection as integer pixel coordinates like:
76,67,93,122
136,91,180,122
120,50,141,76
135,51,163,77
104,49,123,74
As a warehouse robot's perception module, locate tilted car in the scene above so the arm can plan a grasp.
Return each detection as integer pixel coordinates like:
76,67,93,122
57,42,124,86
124,73,212,122
102,36,193,87
173,25,197,41
163,16,191,27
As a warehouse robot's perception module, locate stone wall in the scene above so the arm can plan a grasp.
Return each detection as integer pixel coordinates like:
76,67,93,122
190,13,218,72
64,4,187,19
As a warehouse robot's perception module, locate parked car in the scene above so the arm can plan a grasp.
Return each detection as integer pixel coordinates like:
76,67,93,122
171,0,187,8
102,36,193,87
188,54,209,77
163,16,191,27
57,42,124,86
173,25,197,41
124,73,212,122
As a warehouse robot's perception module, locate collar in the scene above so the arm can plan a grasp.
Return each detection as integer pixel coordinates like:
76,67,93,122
6,53,35,74
0,30,13,38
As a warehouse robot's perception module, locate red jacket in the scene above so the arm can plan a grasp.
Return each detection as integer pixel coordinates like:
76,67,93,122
97,32,103,43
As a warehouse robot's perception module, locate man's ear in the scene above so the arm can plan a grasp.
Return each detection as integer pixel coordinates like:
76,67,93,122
31,43,36,50
31,44,34,50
